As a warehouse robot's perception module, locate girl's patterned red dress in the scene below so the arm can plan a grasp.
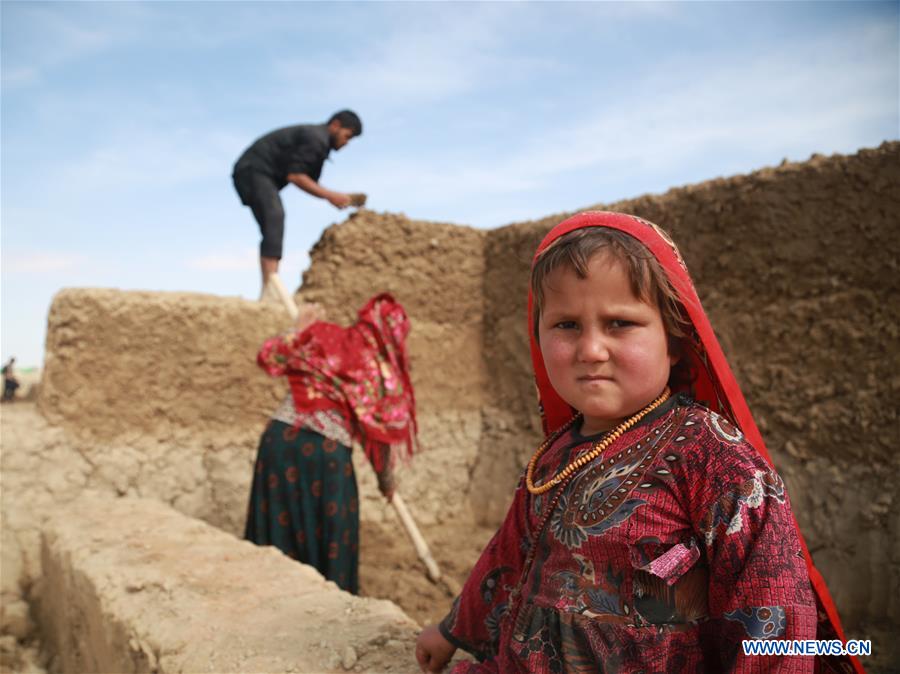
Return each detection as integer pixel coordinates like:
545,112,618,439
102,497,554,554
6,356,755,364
441,395,829,672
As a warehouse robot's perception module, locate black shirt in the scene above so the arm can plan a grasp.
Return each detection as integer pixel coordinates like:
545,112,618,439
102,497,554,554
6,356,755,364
233,124,332,188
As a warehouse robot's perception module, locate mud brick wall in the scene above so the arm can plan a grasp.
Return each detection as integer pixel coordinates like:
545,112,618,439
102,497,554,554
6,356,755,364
39,493,418,673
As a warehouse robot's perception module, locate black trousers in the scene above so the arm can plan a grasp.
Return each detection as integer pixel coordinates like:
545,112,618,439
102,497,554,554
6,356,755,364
233,168,285,259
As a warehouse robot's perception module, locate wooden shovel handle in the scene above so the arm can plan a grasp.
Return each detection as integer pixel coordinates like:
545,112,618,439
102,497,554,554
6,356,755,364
392,493,442,583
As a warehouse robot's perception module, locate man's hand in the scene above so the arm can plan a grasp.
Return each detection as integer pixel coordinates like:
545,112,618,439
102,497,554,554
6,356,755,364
415,625,456,673
327,192,351,209
286,173,353,210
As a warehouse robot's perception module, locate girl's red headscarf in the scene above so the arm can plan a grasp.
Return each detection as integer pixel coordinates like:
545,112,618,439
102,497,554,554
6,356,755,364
528,211,860,672
258,293,417,470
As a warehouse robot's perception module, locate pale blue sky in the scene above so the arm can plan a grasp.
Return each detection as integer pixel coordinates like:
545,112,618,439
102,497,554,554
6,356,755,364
2,1,898,367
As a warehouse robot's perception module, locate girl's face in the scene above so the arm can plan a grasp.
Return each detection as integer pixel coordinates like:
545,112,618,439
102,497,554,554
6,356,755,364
538,252,675,435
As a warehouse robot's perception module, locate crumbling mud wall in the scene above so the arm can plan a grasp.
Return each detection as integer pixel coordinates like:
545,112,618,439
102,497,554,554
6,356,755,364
39,493,419,673
477,142,900,666
39,289,289,441
32,290,294,539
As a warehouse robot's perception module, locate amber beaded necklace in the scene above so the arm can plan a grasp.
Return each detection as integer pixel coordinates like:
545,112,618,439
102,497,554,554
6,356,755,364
525,387,671,496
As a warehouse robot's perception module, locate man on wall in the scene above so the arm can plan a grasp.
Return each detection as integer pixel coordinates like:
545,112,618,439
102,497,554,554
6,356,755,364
233,110,364,296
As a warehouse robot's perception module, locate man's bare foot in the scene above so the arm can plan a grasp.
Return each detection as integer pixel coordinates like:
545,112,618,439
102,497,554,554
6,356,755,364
259,281,280,304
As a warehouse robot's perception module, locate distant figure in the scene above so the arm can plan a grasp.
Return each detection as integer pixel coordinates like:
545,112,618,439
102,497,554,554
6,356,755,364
232,110,364,296
2,357,20,402
246,294,417,594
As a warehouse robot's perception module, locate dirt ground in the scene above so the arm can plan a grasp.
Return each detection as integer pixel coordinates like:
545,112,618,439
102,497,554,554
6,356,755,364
1,403,50,674
360,520,494,627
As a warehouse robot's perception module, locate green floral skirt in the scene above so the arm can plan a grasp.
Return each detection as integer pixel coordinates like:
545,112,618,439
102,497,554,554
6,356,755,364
245,420,360,593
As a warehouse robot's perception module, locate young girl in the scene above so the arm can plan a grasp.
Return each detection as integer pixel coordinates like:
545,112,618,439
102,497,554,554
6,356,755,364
246,293,417,594
416,212,859,673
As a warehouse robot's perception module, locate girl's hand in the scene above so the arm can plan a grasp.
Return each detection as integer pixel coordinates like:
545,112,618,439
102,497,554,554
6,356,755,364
415,624,456,672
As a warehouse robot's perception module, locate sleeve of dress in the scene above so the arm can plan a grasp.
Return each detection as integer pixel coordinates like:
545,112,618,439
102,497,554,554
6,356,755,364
257,326,327,377
257,332,300,376
438,478,531,661
688,411,818,673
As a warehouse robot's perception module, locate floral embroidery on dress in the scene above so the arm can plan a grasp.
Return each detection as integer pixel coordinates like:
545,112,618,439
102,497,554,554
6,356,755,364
551,554,626,618
258,293,417,471
701,468,786,545
724,606,788,638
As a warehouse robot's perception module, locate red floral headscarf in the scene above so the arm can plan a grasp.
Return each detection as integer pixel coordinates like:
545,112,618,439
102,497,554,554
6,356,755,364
528,211,860,672
258,293,417,470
